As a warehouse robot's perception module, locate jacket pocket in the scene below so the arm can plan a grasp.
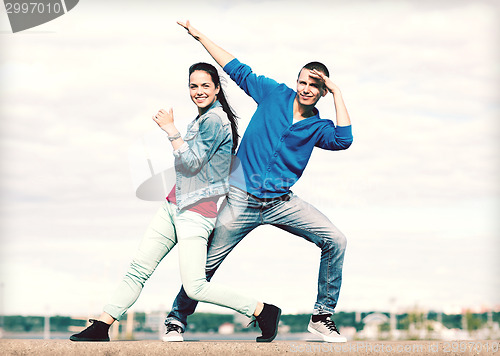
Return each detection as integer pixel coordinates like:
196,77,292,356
183,120,200,141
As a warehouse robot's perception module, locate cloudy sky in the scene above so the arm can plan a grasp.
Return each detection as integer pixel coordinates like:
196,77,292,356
0,0,498,319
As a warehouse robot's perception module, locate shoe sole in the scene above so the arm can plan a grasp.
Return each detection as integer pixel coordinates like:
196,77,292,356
307,324,347,343
256,307,281,343
162,335,184,342
69,336,110,342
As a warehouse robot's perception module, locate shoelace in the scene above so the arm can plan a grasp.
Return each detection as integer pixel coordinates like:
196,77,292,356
166,324,182,333
247,315,272,334
321,318,340,333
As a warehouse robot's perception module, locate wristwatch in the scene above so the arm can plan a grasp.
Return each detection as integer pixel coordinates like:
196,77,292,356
168,132,181,141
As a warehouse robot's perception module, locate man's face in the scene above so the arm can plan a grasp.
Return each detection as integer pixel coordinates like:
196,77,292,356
296,68,327,107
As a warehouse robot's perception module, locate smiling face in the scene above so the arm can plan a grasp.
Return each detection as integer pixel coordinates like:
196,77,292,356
189,70,220,114
296,68,327,107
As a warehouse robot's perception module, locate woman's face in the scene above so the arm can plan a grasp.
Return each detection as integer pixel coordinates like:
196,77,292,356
189,70,220,114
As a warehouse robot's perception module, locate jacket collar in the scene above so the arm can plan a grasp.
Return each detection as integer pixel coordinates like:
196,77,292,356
198,100,222,119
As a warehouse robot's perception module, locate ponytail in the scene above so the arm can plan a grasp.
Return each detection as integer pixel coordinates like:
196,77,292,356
216,83,239,153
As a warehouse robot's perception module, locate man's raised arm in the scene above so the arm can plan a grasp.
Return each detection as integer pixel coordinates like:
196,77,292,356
177,21,235,69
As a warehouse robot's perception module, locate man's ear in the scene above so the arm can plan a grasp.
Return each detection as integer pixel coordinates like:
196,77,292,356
321,87,328,97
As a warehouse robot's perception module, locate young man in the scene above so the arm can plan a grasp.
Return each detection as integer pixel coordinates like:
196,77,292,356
164,21,353,343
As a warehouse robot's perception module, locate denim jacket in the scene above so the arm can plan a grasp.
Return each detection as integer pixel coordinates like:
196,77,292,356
173,101,233,210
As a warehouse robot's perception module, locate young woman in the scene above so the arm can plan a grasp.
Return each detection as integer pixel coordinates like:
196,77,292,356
70,63,281,343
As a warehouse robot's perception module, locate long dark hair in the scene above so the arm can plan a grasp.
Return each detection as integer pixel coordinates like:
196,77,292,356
189,62,239,153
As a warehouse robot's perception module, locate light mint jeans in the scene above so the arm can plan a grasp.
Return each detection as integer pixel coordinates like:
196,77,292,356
103,201,258,320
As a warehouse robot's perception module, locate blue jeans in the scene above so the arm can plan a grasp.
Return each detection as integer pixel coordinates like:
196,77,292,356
166,186,347,329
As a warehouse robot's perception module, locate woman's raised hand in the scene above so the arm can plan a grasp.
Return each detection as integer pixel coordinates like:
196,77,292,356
153,108,175,133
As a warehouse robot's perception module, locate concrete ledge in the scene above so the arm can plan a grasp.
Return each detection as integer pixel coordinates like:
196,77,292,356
1,339,498,355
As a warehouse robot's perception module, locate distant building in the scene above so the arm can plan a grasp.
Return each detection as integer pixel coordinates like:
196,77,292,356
218,322,235,335
358,313,389,340
339,326,356,340
145,311,165,332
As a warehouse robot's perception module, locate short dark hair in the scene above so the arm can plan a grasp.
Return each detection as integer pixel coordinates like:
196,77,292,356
300,61,330,78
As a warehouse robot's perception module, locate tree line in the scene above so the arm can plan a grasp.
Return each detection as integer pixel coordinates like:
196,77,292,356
1,311,498,333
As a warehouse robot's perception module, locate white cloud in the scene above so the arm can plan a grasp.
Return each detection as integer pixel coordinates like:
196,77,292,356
1,1,498,316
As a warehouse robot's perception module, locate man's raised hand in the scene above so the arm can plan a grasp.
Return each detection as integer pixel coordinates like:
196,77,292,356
177,20,202,40
309,69,340,95
176,20,235,69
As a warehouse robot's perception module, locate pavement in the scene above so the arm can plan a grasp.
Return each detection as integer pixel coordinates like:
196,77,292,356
1,339,498,355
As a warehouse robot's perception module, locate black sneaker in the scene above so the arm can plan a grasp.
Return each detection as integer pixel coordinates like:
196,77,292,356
69,319,111,342
248,303,281,342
